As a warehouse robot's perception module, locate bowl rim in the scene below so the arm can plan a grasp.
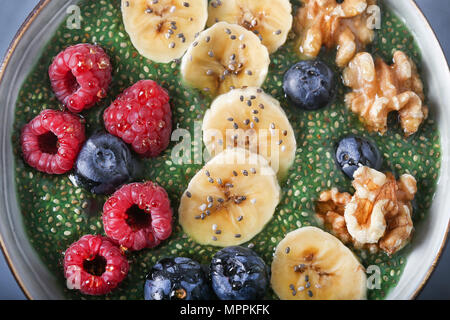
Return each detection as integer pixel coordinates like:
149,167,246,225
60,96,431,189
407,1,450,299
0,0,448,300
0,0,49,300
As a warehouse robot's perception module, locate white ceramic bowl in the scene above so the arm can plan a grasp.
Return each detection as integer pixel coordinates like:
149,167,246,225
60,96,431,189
0,0,449,300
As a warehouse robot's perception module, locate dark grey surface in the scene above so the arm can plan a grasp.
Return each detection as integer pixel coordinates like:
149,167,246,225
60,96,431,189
0,0,448,300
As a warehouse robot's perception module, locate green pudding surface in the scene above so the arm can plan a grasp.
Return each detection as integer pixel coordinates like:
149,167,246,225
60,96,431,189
11,0,441,300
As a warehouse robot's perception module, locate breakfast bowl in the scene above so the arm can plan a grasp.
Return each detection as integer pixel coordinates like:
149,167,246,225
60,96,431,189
0,0,449,300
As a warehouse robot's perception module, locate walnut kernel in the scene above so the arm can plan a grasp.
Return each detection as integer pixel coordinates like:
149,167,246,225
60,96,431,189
295,0,376,67
343,51,428,136
316,166,416,255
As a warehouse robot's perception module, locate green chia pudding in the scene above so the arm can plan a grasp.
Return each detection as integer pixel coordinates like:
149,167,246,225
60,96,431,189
11,0,441,300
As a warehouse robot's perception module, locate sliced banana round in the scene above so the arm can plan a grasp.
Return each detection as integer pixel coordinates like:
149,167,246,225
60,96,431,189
271,227,367,300
179,148,280,247
207,0,293,54
180,22,270,96
202,87,296,181
121,0,208,63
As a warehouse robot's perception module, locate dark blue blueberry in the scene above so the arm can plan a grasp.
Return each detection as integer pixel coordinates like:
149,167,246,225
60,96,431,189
144,257,214,300
70,132,135,195
335,136,382,179
210,246,269,300
283,59,336,111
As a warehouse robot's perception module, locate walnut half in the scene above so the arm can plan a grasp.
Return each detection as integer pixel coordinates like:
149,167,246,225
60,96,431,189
316,166,416,255
294,0,376,67
343,51,428,136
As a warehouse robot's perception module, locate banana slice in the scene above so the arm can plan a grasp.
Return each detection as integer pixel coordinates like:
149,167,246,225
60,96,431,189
180,22,270,96
271,227,367,300
121,0,208,63
179,148,280,247
202,87,296,181
207,0,293,54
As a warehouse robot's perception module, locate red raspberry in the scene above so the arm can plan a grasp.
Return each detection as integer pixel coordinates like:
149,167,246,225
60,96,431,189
103,80,172,158
64,235,129,296
20,109,85,174
102,182,173,251
49,43,112,113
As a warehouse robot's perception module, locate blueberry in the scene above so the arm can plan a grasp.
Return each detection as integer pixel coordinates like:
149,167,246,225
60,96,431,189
335,136,382,179
144,257,214,300
283,59,335,110
71,132,135,195
210,246,269,300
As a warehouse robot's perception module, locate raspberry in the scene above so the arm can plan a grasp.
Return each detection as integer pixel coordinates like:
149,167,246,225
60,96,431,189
64,235,129,296
103,80,172,157
49,43,112,113
20,109,85,174
102,182,173,251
